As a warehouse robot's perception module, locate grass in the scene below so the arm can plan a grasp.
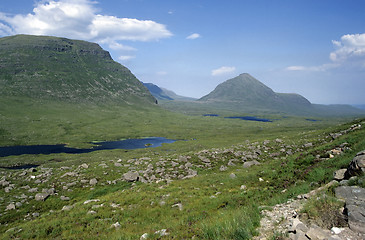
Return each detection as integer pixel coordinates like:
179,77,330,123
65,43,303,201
1,97,365,239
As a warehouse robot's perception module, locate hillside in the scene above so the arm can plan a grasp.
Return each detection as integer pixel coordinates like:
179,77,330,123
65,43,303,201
0,35,156,104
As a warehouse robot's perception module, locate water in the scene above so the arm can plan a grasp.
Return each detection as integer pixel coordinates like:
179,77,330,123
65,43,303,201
203,114,219,117
224,116,272,122
305,119,320,122
0,137,176,157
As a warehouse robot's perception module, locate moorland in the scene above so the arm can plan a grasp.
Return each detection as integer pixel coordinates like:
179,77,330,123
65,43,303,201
1,35,365,239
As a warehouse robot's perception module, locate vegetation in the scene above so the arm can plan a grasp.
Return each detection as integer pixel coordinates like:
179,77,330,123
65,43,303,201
1,34,365,239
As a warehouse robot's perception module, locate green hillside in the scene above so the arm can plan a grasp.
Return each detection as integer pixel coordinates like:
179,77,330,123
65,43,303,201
0,35,156,104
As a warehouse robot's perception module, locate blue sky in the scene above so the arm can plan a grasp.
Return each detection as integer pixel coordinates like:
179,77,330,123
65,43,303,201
1,0,365,104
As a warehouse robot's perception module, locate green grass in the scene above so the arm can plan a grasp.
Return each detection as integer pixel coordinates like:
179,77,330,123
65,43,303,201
1,97,365,239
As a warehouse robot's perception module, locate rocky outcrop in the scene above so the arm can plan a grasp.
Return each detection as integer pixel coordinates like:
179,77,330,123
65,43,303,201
345,150,365,179
335,186,365,234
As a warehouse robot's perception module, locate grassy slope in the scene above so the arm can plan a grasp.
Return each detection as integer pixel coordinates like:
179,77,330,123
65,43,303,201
1,97,364,239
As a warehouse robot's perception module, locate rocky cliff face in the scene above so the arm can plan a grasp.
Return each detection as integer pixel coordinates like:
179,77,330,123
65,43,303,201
0,35,156,104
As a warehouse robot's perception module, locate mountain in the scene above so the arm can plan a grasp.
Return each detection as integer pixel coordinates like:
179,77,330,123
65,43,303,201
199,73,311,113
195,73,365,116
0,35,156,104
143,83,173,100
143,82,197,101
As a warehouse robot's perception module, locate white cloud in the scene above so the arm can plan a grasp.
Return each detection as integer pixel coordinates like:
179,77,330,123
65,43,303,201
329,33,365,64
285,66,307,71
286,33,365,72
118,55,135,61
0,0,172,50
211,66,236,76
186,33,201,40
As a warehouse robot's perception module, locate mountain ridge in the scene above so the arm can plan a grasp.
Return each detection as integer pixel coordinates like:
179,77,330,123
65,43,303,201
0,34,156,105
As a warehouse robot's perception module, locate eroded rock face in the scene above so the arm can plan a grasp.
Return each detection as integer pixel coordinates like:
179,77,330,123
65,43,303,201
335,186,365,234
345,150,365,179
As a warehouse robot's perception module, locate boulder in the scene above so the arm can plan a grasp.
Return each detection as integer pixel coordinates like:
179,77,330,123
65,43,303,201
333,169,347,181
6,203,16,210
345,150,365,178
35,193,49,201
89,178,98,185
335,186,365,234
123,171,139,182
219,165,228,171
243,160,261,168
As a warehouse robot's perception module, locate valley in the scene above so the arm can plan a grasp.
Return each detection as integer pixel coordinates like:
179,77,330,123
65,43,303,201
1,35,365,239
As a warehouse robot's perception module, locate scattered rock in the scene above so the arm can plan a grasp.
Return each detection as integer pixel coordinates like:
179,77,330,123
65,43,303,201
6,203,16,210
243,160,261,168
333,169,347,181
172,203,183,211
111,222,121,229
229,173,236,179
123,171,139,182
62,205,73,211
35,193,50,201
79,163,89,169
219,165,227,171
140,233,149,239
345,150,365,178
60,196,70,201
89,178,98,185
155,229,169,237
84,199,100,204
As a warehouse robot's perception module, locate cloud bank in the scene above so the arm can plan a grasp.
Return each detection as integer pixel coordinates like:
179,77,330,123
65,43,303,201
211,66,236,76
0,0,172,60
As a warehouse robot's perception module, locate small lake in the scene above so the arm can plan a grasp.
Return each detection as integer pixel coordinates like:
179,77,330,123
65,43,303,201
225,116,273,122
0,137,176,158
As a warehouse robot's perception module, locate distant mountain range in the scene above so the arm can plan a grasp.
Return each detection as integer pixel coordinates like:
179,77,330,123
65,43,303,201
143,82,196,101
159,73,364,116
0,35,156,105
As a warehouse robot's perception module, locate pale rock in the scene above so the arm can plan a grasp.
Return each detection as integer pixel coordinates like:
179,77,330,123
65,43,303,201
80,163,89,169
62,205,73,211
84,199,100,204
6,203,16,210
140,233,149,239
333,169,347,181
229,173,236,179
89,178,98,185
111,222,121,229
35,193,49,201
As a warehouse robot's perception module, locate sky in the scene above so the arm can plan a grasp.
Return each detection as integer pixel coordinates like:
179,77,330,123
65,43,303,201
0,0,365,104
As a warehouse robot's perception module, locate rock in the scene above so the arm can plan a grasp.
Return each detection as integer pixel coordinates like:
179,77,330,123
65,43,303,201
60,196,70,201
172,203,183,211
79,163,89,169
140,233,149,239
330,227,342,234
28,187,38,193
243,160,261,168
62,205,73,211
6,203,16,210
303,143,313,148
15,202,22,208
305,226,331,240
84,199,100,204
89,178,98,185
32,212,40,217
114,162,122,167
35,193,49,201
345,150,365,178
87,210,97,214
229,173,236,179
333,169,347,181
155,229,169,237
123,171,139,182
259,177,264,182
111,222,121,229
219,165,228,171
335,186,365,234
240,185,247,190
